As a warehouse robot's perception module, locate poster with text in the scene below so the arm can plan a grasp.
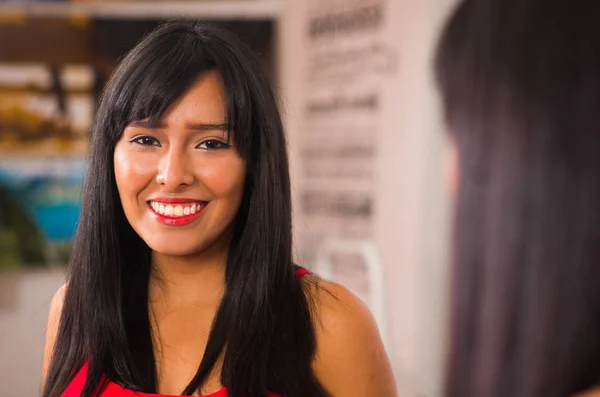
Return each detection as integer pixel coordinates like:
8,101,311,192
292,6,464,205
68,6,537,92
295,0,398,336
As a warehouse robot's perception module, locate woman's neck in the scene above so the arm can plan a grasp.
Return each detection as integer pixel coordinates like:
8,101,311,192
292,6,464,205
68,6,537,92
149,241,228,307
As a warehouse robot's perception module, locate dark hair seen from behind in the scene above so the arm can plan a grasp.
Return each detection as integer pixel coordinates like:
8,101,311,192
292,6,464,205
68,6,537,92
436,1,600,397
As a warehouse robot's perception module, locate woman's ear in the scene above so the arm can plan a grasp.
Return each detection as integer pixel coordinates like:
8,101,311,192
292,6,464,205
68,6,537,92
443,140,459,197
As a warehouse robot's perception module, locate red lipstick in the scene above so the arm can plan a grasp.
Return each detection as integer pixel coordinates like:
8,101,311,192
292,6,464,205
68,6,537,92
147,199,208,226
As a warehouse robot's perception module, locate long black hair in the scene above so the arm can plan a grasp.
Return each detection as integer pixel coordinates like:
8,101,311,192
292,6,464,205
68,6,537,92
43,21,328,397
436,1,600,396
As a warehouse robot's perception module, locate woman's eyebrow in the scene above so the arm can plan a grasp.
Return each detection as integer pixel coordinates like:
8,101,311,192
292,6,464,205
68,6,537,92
128,120,230,131
186,123,230,131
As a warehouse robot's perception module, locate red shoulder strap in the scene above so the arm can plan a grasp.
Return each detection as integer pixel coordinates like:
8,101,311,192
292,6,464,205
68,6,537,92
295,267,310,278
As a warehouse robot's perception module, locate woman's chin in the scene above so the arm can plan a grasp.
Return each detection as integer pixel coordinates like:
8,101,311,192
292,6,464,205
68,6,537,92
147,241,206,258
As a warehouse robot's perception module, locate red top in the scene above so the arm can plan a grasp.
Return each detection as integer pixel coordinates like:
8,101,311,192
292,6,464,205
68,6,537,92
62,268,309,397
62,363,280,397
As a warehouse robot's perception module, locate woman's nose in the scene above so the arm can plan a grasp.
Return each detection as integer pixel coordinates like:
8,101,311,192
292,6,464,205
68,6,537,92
155,149,195,190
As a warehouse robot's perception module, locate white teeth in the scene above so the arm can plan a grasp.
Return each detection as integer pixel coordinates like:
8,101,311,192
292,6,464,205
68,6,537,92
150,201,204,217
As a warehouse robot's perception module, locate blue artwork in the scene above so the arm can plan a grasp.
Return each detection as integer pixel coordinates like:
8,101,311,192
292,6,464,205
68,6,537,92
0,156,85,267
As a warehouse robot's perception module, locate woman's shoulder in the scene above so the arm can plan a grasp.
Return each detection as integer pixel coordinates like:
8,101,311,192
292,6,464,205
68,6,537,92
299,274,377,331
300,275,369,321
46,284,67,339
42,284,68,386
50,284,67,310
301,276,398,396
301,277,381,349
47,284,67,331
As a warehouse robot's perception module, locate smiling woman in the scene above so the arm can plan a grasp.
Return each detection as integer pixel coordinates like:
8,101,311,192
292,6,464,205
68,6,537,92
114,71,246,256
40,21,396,397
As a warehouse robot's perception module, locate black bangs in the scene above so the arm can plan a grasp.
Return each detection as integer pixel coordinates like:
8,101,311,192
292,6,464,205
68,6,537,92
126,34,215,127
103,25,213,137
102,21,257,162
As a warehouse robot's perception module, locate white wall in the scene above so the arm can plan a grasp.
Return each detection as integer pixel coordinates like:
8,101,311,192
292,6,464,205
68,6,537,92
414,1,459,395
281,0,459,395
0,268,65,397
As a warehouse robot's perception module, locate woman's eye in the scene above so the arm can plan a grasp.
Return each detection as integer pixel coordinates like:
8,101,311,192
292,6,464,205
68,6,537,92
197,140,229,150
131,136,160,147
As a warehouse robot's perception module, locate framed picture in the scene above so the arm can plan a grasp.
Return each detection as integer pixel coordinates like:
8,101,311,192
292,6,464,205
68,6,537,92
0,11,274,270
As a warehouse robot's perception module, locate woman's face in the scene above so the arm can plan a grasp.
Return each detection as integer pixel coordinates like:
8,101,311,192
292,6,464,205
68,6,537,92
113,70,247,257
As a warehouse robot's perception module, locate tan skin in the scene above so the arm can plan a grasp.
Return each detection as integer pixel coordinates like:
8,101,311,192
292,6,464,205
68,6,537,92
577,390,600,397
42,70,397,396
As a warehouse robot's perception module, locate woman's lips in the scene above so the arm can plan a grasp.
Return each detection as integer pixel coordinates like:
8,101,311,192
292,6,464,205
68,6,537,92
147,200,208,226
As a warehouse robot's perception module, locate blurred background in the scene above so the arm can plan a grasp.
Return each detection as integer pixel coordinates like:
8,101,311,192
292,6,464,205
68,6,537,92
0,0,457,395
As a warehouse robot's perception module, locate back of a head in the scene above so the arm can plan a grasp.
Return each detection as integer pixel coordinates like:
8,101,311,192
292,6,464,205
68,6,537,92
436,1,600,396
